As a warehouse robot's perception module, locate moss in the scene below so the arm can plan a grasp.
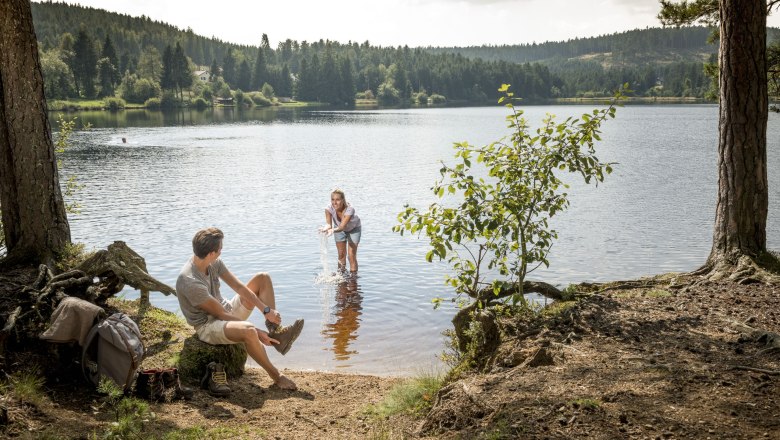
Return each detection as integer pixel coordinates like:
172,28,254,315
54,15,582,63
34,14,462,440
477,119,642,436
646,289,673,298
54,241,94,272
570,398,601,410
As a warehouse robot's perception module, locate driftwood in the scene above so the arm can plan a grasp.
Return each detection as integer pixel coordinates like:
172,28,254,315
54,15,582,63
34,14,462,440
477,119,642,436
76,241,176,303
0,242,174,362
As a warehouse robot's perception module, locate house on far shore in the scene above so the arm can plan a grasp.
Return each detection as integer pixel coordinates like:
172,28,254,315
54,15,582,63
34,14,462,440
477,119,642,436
194,70,211,82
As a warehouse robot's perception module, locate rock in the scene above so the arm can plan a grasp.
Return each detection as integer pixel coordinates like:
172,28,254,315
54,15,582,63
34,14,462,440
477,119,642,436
177,335,247,383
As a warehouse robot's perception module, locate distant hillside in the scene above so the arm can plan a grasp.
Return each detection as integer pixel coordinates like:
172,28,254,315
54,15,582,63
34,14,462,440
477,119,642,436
427,27,717,65
32,2,776,102
31,1,247,67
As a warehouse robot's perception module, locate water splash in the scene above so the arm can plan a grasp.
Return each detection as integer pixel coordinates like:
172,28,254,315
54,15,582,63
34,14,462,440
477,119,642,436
315,231,346,285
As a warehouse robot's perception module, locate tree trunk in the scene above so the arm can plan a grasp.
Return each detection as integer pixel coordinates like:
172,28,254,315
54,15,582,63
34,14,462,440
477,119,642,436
709,0,768,264
0,0,71,265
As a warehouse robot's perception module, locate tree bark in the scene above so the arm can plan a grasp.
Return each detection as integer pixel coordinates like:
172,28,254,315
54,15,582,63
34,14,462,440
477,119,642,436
0,0,71,265
710,0,768,264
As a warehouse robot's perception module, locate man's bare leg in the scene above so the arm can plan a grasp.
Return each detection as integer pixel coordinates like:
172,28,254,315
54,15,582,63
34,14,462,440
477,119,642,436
223,321,296,390
241,272,276,310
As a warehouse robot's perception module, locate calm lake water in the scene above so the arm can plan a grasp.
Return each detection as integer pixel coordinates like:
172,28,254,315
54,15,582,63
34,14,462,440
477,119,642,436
55,105,780,376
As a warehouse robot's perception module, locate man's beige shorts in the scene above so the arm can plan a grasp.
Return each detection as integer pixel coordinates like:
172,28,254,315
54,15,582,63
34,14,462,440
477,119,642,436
195,295,252,345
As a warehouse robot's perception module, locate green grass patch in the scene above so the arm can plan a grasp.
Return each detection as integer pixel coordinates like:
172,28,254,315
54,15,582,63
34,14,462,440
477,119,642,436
3,369,46,407
539,300,577,317
55,241,94,272
367,371,443,418
161,425,255,439
108,298,191,367
570,398,601,410
646,289,673,298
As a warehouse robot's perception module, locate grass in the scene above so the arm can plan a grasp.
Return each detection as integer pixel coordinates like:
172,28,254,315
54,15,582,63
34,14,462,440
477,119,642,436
55,241,94,272
570,398,601,410
646,289,673,298
109,298,191,367
367,371,443,418
2,369,47,407
161,425,255,439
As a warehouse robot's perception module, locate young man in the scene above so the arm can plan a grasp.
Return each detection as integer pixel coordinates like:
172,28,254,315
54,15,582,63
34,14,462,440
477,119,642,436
176,227,303,392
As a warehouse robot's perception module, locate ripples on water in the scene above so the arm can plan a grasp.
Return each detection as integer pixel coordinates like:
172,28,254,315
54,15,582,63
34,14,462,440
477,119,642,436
56,106,780,376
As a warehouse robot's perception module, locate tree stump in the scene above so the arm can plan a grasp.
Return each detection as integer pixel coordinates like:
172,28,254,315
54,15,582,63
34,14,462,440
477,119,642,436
177,335,247,384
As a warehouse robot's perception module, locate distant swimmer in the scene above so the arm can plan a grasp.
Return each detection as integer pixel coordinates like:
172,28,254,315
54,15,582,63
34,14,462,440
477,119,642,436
121,137,127,143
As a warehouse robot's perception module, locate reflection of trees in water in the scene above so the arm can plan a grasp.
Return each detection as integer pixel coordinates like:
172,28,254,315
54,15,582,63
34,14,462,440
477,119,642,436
322,277,363,361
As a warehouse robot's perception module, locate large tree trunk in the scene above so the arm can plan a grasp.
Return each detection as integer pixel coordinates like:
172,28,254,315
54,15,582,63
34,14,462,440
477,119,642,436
0,0,71,265
709,0,768,265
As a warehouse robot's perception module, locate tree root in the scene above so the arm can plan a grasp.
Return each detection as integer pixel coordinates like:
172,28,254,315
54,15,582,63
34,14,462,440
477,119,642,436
694,254,780,286
731,365,780,375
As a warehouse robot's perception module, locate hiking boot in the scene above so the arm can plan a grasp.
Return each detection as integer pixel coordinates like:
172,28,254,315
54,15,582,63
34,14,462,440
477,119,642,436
200,362,231,397
135,369,165,401
265,318,304,355
161,368,194,400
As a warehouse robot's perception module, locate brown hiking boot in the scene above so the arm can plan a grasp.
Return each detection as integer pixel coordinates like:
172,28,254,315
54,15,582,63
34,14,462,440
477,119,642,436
161,368,194,400
200,362,231,397
135,369,165,401
265,318,304,355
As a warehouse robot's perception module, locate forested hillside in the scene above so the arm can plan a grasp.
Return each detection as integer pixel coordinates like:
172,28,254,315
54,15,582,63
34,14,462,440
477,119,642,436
29,1,780,105
430,26,780,99
31,1,561,105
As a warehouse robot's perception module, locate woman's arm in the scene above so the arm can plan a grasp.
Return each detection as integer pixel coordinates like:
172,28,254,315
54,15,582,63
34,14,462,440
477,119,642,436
332,214,352,232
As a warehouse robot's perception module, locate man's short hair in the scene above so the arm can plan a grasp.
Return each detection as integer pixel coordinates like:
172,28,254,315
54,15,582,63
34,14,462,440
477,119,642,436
192,227,223,258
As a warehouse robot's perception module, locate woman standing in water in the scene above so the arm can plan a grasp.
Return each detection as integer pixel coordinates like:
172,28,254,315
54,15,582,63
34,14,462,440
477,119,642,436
322,189,361,276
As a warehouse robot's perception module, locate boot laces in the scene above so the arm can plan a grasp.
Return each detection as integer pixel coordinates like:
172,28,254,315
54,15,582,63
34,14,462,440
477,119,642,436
212,371,228,385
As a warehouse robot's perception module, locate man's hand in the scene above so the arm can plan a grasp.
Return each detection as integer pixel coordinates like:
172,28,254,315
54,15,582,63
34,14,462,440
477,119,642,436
264,308,282,325
256,329,279,346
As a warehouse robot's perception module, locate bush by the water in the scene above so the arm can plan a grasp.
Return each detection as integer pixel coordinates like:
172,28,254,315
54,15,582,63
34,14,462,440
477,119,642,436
429,93,446,104
103,97,126,110
144,97,161,109
193,97,209,109
249,91,273,107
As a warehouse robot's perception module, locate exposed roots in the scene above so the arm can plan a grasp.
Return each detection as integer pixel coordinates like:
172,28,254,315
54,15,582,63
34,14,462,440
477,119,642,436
693,254,780,286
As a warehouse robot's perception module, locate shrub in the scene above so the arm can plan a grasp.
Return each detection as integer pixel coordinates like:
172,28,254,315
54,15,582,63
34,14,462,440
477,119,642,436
233,89,246,107
250,92,273,107
428,93,446,104
103,97,126,111
144,97,161,109
261,82,275,99
377,82,401,106
160,91,178,108
193,97,209,109
133,78,161,102
395,84,624,305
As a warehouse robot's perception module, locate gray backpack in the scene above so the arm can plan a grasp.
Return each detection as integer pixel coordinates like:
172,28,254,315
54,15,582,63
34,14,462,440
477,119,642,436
82,313,145,392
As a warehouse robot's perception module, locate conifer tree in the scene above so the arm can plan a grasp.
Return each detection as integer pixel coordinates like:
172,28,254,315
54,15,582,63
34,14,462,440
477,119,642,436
73,28,97,97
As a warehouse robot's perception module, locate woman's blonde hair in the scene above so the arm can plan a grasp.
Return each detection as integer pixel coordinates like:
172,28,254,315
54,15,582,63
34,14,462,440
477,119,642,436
331,188,348,206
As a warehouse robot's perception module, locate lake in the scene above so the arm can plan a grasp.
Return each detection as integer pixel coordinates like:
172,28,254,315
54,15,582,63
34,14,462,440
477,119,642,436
55,105,780,376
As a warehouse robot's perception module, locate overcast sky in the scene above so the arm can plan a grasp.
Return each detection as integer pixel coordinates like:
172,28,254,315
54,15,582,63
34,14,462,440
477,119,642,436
50,0,780,47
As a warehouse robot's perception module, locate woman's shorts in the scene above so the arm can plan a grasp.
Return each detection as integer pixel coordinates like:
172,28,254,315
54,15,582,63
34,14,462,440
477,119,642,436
334,226,361,244
195,294,252,345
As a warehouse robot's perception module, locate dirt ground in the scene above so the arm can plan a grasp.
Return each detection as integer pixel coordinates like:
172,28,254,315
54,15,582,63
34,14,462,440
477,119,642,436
418,277,780,440
2,268,779,439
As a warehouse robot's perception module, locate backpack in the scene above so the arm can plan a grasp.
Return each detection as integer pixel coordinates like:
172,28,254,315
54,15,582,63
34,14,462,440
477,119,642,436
82,313,145,392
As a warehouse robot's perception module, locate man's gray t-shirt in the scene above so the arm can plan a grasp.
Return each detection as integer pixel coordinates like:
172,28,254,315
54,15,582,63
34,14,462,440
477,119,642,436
176,258,228,328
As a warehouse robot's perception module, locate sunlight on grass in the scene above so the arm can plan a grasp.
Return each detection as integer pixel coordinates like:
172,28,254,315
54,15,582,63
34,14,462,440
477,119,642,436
367,371,443,418
6,369,46,407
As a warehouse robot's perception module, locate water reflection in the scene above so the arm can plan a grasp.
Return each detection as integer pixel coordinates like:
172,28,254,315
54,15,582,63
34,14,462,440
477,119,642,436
322,276,363,362
49,106,304,128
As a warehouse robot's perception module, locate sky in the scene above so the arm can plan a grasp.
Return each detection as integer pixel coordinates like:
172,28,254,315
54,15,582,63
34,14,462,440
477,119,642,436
50,0,780,48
